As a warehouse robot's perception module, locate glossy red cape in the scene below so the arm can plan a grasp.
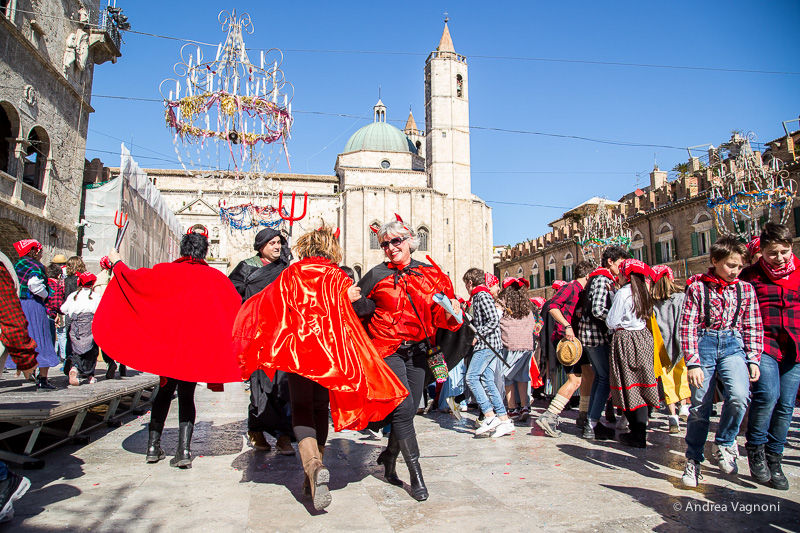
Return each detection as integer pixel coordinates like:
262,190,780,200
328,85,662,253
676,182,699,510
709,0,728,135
234,258,408,431
93,259,243,383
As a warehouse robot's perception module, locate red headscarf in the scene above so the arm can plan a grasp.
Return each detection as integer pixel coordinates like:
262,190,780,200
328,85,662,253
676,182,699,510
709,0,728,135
78,272,97,287
484,272,499,288
552,280,568,291
13,239,42,257
651,264,674,283
620,258,652,279
746,237,761,258
530,296,546,309
502,277,530,289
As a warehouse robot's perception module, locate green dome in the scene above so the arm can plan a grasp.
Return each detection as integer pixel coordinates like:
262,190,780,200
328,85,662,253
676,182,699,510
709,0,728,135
343,121,417,154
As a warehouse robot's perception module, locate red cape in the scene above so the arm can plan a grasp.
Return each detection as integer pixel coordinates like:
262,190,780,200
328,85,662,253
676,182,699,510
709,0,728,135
234,257,408,431
93,258,242,383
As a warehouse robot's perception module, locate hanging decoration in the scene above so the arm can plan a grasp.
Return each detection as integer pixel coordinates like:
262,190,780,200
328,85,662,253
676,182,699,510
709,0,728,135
706,132,795,239
160,9,293,177
575,199,631,262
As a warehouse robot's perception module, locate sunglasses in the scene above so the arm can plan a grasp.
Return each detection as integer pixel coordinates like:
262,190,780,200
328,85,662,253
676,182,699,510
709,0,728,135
380,236,410,249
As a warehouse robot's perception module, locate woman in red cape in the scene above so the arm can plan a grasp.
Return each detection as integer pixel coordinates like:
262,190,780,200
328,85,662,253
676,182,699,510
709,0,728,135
93,227,242,469
234,225,408,510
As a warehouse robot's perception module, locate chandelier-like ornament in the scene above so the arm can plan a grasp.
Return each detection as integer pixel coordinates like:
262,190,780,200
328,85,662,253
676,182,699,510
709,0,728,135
706,132,795,239
576,199,631,262
160,9,294,176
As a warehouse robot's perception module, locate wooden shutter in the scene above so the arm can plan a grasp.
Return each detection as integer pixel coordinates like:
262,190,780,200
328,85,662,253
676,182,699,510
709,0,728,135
691,233,699,257
710,227,718,245
642,246,648,264
655,242,662,264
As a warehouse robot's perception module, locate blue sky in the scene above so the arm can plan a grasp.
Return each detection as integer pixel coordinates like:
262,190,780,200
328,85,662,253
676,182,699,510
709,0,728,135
87,1,800,246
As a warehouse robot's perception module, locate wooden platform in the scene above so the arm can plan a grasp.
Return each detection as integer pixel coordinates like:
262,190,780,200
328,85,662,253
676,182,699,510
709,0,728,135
0,365,159,469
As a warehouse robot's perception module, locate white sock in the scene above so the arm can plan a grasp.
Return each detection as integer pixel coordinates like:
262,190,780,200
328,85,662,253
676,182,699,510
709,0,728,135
547,394,569,416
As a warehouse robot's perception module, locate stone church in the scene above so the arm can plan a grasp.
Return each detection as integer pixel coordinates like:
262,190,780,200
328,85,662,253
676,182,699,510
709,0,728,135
151,22,493,283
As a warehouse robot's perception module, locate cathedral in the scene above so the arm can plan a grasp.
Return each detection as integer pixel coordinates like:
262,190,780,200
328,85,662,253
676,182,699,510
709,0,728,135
151,22,493,283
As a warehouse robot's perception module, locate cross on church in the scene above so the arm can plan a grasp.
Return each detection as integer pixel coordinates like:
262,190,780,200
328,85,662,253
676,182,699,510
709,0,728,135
444,10,449,23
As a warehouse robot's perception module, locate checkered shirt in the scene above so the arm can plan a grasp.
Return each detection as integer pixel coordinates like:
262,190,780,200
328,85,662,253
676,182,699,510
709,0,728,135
0,264,38,370
549,280,583,343
679,280,763,368
579,275,615,347
45,277,65,318
470,291,502,353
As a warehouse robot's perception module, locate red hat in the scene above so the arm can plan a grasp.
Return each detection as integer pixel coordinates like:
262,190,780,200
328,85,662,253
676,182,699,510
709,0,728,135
530,296,546,309
746,237,761,257
651,264,674,283
186,225,209,239
484,272,499,288
77,272,97,287
552,280,567,291
99,256,113,271
13,239,42,257
502,277,530,289
621,258,652,278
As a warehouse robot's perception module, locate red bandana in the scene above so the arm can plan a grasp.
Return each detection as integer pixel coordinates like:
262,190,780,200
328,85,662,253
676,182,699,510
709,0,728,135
78,272,97,287
588,267,616,282
484,272,499,288
620,258,652,279
13,239,42,257
502,277,530,289
759,255,800,292
552,280,567,291
530,296,546,309
747,237,761,258
699,267,739,293
651,265,674,283
471,285,492,297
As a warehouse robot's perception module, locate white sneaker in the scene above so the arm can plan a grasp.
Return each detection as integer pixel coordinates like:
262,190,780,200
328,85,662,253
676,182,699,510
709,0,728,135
491,420,516,438
681,459,702,488
712,443,739,475
678,404,690,422
475,416,501,436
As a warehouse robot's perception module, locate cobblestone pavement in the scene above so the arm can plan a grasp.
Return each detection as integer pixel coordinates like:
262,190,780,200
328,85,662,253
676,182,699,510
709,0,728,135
9,383,800,532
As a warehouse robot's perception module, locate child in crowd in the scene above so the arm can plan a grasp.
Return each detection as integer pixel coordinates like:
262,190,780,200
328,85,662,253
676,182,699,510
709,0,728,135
579,245,628,440
535,261,594,438
463,268,514,438
61,272,101,386
498,277,536,422
679,237,763,488
741,223,800,490
650,265,690,433
606,259,658,448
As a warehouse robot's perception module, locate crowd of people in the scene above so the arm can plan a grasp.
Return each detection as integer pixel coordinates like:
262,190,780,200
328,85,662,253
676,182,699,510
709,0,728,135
1,218,798,521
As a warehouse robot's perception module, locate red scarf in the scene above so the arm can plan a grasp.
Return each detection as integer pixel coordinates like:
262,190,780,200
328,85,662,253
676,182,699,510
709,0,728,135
470,285,492,297
759,255,800,291
589,267,616,283
699,268,739,293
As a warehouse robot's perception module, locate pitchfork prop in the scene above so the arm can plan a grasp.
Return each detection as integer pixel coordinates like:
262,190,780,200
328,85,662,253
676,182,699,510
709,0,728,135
113,210,129,251
278,191,308,247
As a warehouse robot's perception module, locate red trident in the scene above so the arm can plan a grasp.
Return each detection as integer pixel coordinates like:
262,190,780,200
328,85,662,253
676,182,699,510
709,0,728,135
113,210,129,251
278,191,308,245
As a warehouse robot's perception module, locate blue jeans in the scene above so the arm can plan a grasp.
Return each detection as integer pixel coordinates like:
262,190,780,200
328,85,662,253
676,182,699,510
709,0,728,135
466,348,507,417
587,344,611,421
55,325,67,361
0,460,7,481
746,354,800,455
685,330,751,462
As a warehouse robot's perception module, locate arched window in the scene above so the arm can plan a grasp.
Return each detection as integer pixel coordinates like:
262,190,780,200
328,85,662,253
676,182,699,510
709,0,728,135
517,266,524,278
0,102,19,176
417,226,429,252
369,223,380,250
530,262,540,289
23,126,49,190
456,74,463,98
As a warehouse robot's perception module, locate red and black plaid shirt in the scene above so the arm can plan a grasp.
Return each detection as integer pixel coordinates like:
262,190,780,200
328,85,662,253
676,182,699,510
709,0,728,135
45,277,65,318
741,263,800,363
0,264,38,370
549,279,584,343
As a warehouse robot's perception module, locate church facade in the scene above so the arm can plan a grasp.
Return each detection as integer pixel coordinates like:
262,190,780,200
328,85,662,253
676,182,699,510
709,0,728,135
150,22,493,282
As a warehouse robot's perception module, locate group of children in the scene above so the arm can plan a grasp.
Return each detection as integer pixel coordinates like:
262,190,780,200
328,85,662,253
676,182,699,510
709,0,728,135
461,223,798,492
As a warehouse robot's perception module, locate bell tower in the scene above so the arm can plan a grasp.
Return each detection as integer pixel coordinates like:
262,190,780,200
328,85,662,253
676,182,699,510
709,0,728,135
424,19,471,199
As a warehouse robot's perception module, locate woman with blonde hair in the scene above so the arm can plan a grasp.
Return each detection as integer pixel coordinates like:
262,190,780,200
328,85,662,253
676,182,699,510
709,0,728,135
236,224,407,510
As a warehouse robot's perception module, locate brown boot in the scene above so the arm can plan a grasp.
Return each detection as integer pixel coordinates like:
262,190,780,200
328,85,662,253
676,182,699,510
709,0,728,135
298,438,331,510
303,445,326,496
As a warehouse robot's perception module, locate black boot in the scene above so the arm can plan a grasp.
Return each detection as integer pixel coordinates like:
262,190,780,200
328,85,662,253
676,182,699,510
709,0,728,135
119,365,127,377
745,443,770,484
605,399,616,423
146,422,165,463
397,436,428,501
169,422,194,468
376,431,402,486
765,452,789,490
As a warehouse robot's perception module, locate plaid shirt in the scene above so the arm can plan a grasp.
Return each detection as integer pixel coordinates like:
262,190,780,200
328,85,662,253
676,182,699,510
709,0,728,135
679,280,763,368
45,278,65,318
579,275,615,347
549,280,583,343
740,263,800,363
0,264,38,370
15,257,48,300
470,291,502,353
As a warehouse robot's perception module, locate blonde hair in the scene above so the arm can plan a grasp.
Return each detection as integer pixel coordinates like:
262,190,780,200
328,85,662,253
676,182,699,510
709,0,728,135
293,224,343,264
651,276,683,301
66,256,86,276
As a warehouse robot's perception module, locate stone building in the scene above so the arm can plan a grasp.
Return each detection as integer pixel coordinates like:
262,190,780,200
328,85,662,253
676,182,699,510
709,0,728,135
147,21,494,282
496,121,800,299
0,1,122,261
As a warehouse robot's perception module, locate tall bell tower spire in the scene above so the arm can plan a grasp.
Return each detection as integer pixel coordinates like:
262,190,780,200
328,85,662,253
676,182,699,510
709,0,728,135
425,17,471,199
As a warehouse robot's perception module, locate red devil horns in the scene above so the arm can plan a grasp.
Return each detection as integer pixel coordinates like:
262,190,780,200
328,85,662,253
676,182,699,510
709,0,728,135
395,213,403,223
317,226,341,239
186,225,209,239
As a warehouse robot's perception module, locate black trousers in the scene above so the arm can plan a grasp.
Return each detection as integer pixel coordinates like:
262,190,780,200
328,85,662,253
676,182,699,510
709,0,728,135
624,406,649,439
64,344,98,378
384,347,428,440
150,378,197,431
287,373,330,444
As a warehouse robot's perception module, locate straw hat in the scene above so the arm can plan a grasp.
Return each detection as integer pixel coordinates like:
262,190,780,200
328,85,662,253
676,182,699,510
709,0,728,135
51,254,67,264
556,337,583,367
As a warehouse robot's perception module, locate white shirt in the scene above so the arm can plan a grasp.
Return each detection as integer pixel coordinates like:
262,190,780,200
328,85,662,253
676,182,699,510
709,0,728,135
606,284,646,331
60,288,100,317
